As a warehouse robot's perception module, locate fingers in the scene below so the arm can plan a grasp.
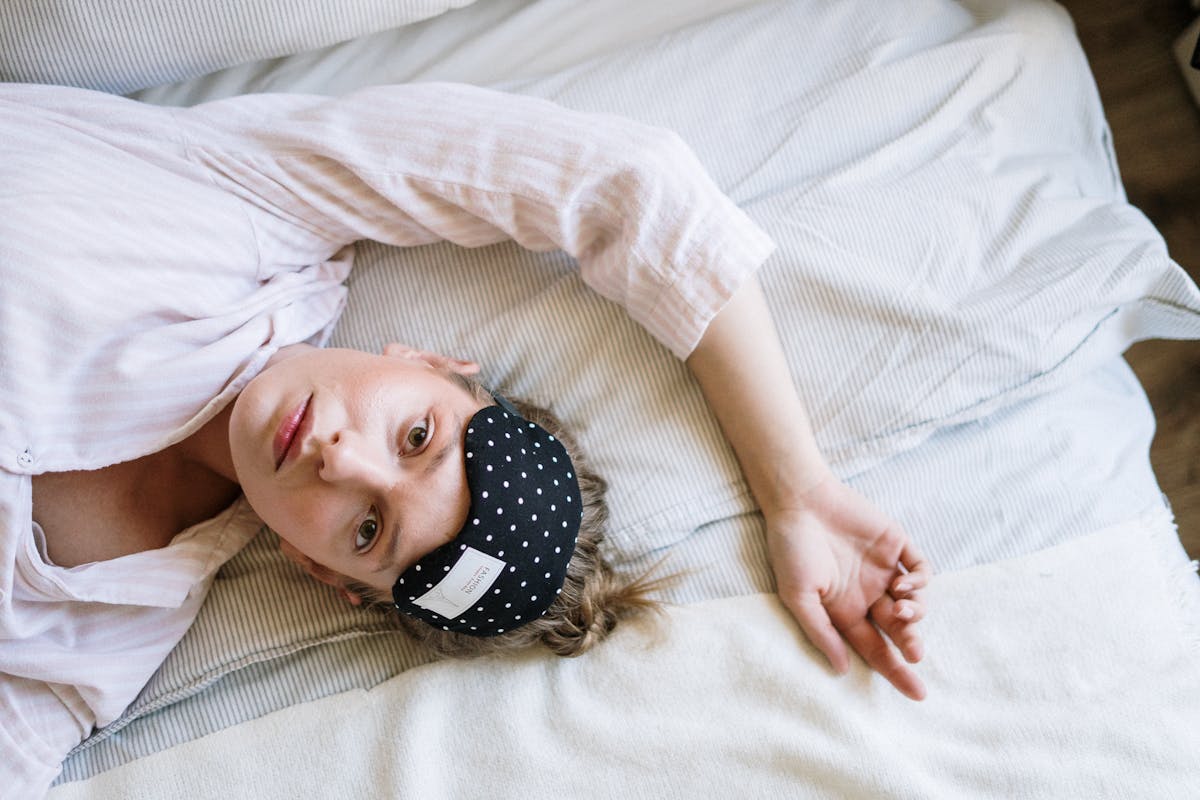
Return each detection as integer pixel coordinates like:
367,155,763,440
895,540,933,585
784,592,851,675
842,617,927,702
871,595,925,664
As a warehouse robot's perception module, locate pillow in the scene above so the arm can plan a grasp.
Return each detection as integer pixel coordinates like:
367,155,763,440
0,0,477,94
331,0,1200,554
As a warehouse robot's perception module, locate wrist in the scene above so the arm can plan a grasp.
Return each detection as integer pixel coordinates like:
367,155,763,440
748,451,834,520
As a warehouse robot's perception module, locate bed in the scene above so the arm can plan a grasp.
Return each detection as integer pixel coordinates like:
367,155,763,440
3,0,1198,796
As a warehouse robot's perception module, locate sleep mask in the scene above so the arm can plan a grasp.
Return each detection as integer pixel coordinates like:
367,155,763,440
392,394,581,637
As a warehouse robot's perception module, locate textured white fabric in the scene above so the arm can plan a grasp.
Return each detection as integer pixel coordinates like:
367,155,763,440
49,511,1200,800
0,82,772,798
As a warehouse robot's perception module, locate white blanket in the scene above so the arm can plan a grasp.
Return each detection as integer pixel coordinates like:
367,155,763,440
52,511,1200,799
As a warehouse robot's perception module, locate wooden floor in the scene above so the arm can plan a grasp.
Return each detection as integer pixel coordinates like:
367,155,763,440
1055,0,1200,559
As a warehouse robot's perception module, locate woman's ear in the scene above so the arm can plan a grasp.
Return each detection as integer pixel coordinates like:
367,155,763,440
277,537,364,607
382,343,480,376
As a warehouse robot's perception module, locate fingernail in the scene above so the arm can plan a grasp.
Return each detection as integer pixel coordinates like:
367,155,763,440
897,606,914,620
896,582,912,593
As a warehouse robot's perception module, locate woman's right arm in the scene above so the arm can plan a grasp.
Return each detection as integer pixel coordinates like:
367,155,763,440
176,82,774,361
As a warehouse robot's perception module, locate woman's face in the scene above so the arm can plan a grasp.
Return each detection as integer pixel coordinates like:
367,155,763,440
229,345,489,595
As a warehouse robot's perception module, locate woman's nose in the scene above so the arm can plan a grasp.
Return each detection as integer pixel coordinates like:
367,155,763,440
318,431,387,489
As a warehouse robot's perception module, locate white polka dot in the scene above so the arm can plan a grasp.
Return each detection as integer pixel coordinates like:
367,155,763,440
503,481,510,488
509,566,516,572
521,581,527,587
481,490,489,499
555,547,561,554
550,504,556,511
467,452,473,459
562,521,568,528
532,514,538,521
534,556,540,564
498,550,504,557
496,507,504,515
414,565,421,571
473,518,480,526
505,603,511,608
548,435,555,441
477,606,484,612
468,428,474,434
443,565,450,572
515,615,521,620
531,595,538,602
510,524,517,531
487,465,493,472
522,540,529,547
488,439,494,446
517,497,524,504
494,589,501,595
536,488,543,495
544,572,551,579
487,417,494,423
486,534,493,541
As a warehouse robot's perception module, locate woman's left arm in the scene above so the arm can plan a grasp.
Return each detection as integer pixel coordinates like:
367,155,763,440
685,276,931,701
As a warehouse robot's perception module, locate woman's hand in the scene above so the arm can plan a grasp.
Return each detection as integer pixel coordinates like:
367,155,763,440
686,275,932,699
766,477,930,701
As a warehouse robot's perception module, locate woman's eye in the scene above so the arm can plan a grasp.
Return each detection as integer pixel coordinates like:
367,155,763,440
355,507,381,552
406,423,429,450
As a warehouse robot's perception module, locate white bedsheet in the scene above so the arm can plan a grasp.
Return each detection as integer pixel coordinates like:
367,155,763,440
50,510,1200,800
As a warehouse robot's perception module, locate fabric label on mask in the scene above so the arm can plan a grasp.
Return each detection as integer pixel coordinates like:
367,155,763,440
412,547,506,620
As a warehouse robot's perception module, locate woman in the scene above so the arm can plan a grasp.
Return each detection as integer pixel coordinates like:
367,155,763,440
1,81,928,796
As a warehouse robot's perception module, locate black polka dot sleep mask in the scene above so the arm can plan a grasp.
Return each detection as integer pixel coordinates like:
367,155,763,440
392,394,581,637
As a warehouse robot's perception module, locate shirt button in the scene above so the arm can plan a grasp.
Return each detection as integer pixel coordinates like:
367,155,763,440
16,448,33,468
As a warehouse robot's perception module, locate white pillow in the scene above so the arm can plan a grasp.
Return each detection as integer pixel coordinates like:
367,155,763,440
330,0,1200,557
0,0,477,94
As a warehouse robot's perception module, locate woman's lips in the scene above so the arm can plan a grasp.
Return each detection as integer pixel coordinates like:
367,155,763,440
273,395,312,470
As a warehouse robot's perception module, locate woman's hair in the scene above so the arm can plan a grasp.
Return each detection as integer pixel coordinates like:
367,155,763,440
345,381,669,658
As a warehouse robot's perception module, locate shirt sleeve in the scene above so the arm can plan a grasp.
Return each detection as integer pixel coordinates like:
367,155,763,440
0,674,91,799
173,83,776,359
